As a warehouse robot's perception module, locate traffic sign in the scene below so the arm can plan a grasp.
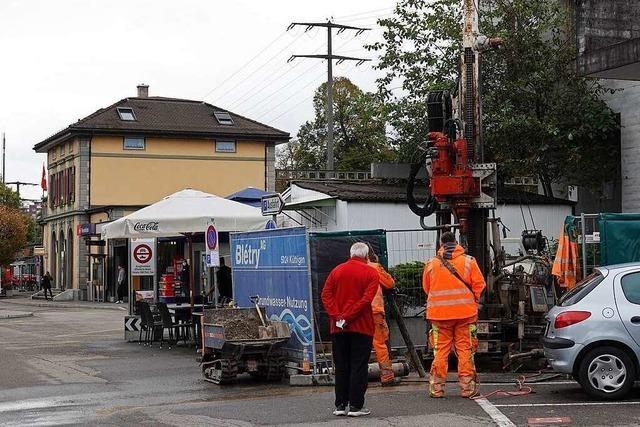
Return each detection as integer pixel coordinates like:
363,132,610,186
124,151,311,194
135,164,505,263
206,224,218,250
205,220,220,267
133,244,152,264
261,194,284,216
265,219,277,229
131,239,156,276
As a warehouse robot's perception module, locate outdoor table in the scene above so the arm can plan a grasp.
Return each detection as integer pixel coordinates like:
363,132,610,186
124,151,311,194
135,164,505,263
166,304,206,346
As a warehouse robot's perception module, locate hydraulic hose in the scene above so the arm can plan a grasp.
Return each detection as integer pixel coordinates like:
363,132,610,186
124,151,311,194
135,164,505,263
406,153,438,219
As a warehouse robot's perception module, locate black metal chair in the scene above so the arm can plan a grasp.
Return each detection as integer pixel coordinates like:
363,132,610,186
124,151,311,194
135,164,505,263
156,302,183,349
139,301,162,347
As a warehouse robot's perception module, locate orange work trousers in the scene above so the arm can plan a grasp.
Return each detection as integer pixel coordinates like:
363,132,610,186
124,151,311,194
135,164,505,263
373,313,394,384
428,316,478,397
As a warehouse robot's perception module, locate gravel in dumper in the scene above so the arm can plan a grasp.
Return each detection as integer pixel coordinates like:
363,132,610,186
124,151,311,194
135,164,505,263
205,308,263,340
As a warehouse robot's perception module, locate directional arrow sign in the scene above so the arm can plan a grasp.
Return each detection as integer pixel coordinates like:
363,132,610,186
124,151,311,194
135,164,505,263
261,194,284,216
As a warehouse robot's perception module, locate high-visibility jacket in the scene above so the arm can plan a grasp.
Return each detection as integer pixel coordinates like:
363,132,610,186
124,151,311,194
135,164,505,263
368,262,395,315
552,216,581,289
422,244,486,321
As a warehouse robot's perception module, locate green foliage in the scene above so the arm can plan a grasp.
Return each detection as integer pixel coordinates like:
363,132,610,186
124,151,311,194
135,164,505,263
0,182,20,209
279,77,395,170
369,0,620,195
389,261,425,313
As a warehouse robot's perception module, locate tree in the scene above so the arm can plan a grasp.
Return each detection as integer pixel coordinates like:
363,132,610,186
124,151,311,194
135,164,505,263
369,0,620,196
0,205,27,266
0,182,20,209
281,77,395,171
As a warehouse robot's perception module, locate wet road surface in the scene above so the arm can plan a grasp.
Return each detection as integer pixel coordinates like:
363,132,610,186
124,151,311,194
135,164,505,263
1,300,640,426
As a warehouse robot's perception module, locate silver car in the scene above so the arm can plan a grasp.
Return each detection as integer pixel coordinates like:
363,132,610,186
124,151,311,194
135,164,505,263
543,262,640,399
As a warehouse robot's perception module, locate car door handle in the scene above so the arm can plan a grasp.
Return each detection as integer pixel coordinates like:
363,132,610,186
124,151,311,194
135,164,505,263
631,316,640,324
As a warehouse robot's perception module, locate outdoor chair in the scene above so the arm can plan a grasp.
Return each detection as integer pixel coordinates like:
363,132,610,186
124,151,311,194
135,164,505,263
138,301,162,347
156,302,184,349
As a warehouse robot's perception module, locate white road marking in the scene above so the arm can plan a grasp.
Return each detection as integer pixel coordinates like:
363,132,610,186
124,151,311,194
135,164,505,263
480,381,576,386
475,397,516,427
54,328,120,338
494,401,640,408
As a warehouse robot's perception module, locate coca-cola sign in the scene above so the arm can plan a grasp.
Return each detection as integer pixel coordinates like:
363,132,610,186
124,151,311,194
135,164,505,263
133,221,159,232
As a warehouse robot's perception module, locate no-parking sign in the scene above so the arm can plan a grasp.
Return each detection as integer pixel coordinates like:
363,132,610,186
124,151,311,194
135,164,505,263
205,220,220,267
131,238,156,276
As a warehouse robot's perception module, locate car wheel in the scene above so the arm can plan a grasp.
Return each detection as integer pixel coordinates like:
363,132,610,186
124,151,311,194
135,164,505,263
578,346,635,400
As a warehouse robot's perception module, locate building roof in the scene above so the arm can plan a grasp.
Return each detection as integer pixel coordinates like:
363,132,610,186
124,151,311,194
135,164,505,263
293,181,574,206
34,96,290,152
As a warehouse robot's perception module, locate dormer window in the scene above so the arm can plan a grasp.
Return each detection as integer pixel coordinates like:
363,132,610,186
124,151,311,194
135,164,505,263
117,107,136,121
214,111,234,125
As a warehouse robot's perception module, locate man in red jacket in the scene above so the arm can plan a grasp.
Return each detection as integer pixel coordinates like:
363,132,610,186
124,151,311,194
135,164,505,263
322,242,379,417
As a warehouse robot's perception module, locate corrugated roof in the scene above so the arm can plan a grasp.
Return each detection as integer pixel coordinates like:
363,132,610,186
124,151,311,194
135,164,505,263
293,181,574,205
34,96,289,151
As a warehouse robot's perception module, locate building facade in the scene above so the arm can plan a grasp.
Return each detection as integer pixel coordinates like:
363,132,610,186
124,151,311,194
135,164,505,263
34,85,289,291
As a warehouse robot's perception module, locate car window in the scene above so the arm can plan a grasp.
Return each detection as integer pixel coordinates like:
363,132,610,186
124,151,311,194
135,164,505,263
559,271,605,307
621,272,640,305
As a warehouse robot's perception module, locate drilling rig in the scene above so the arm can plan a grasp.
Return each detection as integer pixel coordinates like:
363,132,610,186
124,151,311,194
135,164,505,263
407,0,554,369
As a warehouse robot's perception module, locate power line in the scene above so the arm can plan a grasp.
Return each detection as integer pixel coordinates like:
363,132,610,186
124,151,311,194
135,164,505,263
287,20,370,171
226,42,325,110
265,60,360,126
333,7,394,20
255,70,326,121
237,62,322,115
231,29,363,116
235,32,358,114
208,34,307,103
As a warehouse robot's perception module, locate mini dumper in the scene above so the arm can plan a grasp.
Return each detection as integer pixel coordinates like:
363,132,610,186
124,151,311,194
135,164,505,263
200,307,291,384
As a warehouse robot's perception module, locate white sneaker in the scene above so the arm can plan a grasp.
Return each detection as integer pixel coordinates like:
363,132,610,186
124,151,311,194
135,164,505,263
115,301,121,304
332,405,348,416
348,407,371,417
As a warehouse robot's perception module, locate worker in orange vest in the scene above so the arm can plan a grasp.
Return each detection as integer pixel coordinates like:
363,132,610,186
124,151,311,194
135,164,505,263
422,232,486,398
367,245,396,385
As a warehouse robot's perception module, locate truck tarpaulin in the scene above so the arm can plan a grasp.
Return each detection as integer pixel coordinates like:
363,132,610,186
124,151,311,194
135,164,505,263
308,229,388,341
599,213,640,265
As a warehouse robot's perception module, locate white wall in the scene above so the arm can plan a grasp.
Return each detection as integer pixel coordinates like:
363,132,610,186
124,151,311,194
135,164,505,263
602,80,640,212
496,203,572,255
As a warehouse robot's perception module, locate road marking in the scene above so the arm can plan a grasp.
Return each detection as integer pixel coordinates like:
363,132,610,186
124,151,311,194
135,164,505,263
475,398,516,427
480,381,576,386
494,401,640,408
54,328,120,338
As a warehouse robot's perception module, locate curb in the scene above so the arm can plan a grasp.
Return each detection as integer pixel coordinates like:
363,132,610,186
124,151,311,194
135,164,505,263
0,299,125,311
0,310,34,319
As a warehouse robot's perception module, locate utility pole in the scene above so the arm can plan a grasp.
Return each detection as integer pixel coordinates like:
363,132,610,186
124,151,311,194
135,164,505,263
287,20,370,171
2,133,5,184
6,181,38,199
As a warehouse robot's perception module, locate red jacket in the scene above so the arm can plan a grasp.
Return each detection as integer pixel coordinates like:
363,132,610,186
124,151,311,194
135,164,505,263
321,257,379,336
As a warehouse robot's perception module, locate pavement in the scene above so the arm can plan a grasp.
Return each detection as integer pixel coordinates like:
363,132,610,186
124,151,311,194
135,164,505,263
0,309,33,319
0,294,126,311
1,300,640,426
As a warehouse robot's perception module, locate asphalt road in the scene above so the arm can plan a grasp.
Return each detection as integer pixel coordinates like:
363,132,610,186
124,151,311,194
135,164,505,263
1,299,640,426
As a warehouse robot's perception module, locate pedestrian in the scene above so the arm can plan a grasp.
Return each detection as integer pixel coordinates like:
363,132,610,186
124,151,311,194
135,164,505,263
41,271,53,300
116,265,126,304
180,259,190,300
367,244,396,386
422,232,486,398
216,257,232,303
321,242,379,417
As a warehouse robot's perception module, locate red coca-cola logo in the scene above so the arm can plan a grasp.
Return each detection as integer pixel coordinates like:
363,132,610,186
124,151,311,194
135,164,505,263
133,221,159,232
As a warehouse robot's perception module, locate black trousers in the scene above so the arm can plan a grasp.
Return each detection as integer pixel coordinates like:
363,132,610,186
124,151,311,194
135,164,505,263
117,284,126,301
43,287,53,299
332,332,373,409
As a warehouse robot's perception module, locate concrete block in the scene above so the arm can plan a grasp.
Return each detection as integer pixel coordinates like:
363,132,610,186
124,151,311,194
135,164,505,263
289,374,334,386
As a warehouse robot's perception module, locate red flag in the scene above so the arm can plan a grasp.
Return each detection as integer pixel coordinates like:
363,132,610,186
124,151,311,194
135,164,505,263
41,163,47,191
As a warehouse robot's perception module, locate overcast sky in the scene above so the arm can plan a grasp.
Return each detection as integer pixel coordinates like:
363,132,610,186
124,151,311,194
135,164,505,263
0,0,396,200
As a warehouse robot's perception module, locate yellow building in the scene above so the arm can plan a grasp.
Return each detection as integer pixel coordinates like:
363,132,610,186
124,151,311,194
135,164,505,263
33,85,289,296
